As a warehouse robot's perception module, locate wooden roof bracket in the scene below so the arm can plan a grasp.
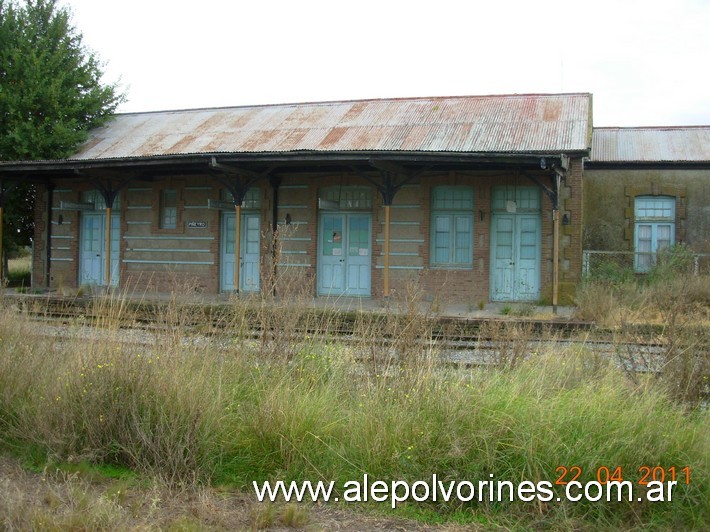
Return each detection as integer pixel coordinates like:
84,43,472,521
523,154,569,209
208,156,276,206
523,172,558,209
74,170,134,209
348,160,432,206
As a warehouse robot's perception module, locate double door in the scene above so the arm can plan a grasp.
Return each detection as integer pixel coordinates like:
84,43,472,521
490,213,540,301
79,212,120,287
318,213,371,296
221,212,260,292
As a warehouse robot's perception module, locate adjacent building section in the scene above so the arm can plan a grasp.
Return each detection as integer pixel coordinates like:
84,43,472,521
585,127,710,273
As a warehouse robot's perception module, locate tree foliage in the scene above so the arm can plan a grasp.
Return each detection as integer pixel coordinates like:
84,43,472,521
0,0,124,255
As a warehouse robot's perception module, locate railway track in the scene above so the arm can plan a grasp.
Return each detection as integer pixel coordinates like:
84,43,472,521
4,293,698,369
4,291,603,335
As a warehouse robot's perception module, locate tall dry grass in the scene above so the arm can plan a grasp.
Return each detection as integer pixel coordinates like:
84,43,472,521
575,249,710,407
0,274,708,528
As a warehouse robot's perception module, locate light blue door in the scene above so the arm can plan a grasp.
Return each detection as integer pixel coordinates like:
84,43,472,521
79,212,120,287
221,212,260,292
490,213,540,301
318,213,371,296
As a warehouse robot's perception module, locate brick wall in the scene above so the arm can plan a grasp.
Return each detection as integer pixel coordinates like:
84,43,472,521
33,162,586,304
558,157,584,304
31,184,48,288
584,167,709,254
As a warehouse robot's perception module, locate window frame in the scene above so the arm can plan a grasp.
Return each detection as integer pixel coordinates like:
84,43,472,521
429,186,474,269
152,185,183,234
634,195,675,272
160,189,178,229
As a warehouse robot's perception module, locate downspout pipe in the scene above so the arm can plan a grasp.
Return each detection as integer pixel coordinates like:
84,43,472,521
552,174,560,315
525,156,568,315
550,158,567,315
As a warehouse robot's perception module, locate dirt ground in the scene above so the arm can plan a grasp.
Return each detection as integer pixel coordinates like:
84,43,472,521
0,455,466,531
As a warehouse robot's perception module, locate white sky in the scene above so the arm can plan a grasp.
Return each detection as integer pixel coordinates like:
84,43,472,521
60,0,710,127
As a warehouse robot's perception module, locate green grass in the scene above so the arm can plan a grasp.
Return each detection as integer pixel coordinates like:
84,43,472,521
0,293,707,529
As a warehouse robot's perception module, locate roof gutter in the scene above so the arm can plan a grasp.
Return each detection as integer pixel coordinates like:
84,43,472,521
0,150,583,176
585,160,710,170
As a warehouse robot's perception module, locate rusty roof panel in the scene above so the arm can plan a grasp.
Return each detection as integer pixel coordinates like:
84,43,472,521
69,94,592,161
591,127,710,162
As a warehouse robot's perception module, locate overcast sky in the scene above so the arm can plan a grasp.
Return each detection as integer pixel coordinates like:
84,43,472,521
61,0,710,127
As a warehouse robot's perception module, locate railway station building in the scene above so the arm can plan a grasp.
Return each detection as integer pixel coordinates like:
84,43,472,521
2,93,594,305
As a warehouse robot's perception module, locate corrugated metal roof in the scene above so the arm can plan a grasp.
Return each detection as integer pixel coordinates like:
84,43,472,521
70,94,592,161
591,127,710,163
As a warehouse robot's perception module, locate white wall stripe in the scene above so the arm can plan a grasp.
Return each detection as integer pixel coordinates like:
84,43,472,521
126,248,211,253
122,259,214,265
123,236,215,240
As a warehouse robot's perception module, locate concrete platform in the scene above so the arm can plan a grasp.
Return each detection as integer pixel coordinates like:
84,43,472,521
3,287,577,322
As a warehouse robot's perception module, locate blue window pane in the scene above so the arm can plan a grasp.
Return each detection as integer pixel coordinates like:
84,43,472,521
432,187,473,210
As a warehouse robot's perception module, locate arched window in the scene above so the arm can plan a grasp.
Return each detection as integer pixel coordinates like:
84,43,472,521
634,196,675,272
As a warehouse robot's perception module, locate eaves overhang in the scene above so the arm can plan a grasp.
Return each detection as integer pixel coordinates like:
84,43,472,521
0,149,583,181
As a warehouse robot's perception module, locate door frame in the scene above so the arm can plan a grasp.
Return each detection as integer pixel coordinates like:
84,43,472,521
220,210,261,293
489,212,541,302
79,211,120,287
317,212,372,297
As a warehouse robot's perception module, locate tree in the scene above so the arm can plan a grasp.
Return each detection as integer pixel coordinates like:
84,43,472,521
0,0,124,272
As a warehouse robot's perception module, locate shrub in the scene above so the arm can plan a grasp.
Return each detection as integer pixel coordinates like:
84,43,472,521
646,244,696,284
590,258,635,285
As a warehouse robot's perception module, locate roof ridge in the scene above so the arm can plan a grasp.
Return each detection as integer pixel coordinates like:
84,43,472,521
594,125,710,131
114,93,592,117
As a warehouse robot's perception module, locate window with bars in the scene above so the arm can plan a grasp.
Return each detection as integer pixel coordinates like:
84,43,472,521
634,196,675,272
430,186,473,267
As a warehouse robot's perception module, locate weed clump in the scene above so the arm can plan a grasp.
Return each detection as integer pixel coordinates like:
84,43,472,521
576,245,709,407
